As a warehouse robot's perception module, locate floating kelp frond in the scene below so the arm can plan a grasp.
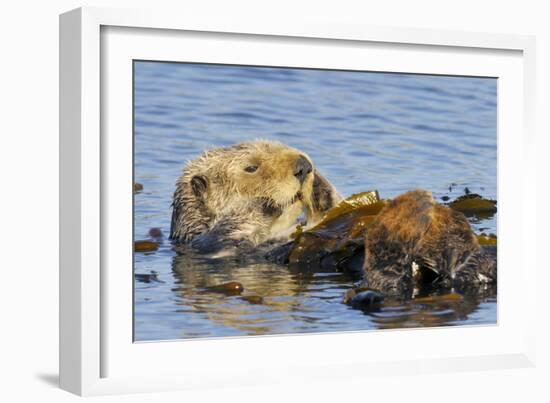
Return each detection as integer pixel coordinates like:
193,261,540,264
448,193,497,215
134,240,159,252
477,233,497,246
319,190,381,223
203,281,244,296
288,191,387,273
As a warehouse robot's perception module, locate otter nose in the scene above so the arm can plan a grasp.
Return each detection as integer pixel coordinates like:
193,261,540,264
294,155,312,184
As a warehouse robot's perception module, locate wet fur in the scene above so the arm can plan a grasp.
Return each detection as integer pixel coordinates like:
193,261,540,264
363,189,497,294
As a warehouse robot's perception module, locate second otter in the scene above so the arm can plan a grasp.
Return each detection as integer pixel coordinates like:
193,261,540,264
169,140,342,254
362,189,497,295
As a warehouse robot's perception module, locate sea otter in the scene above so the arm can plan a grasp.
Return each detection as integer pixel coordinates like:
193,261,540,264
169,140,342,254
361,189,497,296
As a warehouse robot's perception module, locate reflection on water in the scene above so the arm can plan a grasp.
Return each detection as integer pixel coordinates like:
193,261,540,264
133,62,497,341
169,253,355,338
163,252,496,339
368,288,497,330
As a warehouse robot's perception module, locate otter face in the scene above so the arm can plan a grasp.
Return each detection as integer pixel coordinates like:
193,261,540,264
185,140,317,218
225,141,314,209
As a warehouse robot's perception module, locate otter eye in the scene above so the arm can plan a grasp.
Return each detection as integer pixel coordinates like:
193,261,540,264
244,165,258,173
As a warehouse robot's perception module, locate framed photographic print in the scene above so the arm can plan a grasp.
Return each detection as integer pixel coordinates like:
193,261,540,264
60,7,537,396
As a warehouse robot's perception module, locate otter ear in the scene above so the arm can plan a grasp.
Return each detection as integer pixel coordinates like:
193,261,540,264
190,175,208,197
311,170,342,215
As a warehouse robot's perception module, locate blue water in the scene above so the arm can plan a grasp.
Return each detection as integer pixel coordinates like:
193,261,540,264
133,61,497,341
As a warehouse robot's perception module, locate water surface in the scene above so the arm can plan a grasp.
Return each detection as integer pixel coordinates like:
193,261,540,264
133,62,497,341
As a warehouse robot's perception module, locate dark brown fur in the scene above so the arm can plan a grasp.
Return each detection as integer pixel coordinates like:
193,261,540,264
312,172,338,214
363,189,496,294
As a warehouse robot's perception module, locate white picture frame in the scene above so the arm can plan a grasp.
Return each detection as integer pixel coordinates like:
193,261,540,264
59,6,537,396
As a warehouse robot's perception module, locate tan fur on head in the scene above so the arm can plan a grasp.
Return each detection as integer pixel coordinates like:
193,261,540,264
194,140,313,213
170,140,342,253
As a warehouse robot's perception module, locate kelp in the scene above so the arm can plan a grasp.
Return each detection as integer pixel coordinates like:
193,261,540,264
448,193,497,218
288,191,386,273
284,189,497,275
134,240,159,252
477,233,497,246
135,229,164,253
319,190,381,222
203,281,244,296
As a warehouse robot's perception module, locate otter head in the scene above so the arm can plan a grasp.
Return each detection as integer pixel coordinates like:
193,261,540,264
220,141,315,211
169,140,341,246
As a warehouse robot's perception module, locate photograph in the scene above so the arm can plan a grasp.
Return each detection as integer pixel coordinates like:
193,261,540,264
132,61,497,341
